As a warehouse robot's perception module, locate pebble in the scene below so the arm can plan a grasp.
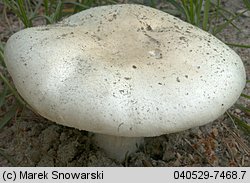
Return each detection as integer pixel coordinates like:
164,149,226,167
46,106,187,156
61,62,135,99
235,109,242,114
212,128,219,137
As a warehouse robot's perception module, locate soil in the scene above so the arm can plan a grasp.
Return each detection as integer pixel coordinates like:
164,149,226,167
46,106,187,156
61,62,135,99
0,0,249,167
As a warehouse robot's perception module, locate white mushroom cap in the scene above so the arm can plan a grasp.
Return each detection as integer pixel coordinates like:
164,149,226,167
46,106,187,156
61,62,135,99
4,4,246,137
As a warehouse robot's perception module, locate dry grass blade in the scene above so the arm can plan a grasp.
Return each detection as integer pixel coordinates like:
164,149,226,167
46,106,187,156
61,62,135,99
234,104,250,115
226,43,250,48
241,93,250,99
221,123,250,156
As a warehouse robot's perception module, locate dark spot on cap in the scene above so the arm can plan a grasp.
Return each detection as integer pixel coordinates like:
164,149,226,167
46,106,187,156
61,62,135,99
132,65,137,69
146,25,152,31
124,77,131,80
119,90,124,94
179,36,187,41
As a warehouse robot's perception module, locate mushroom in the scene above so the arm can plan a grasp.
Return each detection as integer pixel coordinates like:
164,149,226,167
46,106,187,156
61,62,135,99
4,4,246,161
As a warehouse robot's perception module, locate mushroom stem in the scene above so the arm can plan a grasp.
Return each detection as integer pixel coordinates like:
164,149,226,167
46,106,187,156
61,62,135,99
94,133,144,161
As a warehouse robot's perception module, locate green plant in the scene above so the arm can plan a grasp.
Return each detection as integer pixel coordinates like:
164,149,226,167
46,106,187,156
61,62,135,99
1,0,119,27
41,0,63,24
2,0,65,26
164,0,213,31
2,0,41,27
163,0,246,34
227,82,250,135
64,0,118,13
243,0,250,9
0,42,26,129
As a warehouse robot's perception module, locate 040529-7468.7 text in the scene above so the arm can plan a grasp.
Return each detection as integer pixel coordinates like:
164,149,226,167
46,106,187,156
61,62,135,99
173,170,246,180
